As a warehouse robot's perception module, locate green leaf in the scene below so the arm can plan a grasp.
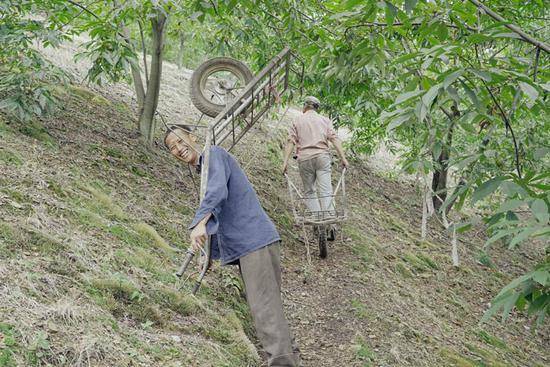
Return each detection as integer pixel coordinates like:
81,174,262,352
494,273,533,300
509,226,541,248
470,69,492,82
454,153,481,170
532,270,549,287
460,80,481,110
394,90,423,104
518,81,539,104
343,0,365,10
496,199,525,213
405,0,418,13
443,70,463,89
393,52,420,64
422,83,441,108
472,177,506,204
301,44,318,57
385,1,398,25
485,227,521,247
468,33,492,43
501,182,528,197
386,113,413,133
501,292,521,322
531,199,549,224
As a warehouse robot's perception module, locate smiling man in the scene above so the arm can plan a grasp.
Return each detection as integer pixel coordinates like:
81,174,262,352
164,125,299,367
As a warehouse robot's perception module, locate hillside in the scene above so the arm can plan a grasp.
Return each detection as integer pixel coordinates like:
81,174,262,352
1,65,549,366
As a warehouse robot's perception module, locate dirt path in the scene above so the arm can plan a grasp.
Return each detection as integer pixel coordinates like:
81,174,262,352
283,244,366,366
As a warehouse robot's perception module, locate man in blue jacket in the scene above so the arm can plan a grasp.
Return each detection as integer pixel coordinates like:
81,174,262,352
165,125,299,367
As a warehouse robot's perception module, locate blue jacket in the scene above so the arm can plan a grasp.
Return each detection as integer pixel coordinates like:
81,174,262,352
189,146,280,265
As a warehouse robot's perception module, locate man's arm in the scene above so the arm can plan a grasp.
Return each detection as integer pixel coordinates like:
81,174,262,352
325,118,349,168
330,137,349,169
281,139,295,174
188,148,229,250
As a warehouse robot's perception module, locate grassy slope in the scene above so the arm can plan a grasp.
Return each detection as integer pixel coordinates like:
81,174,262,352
0,85,548,366
0,87,258,367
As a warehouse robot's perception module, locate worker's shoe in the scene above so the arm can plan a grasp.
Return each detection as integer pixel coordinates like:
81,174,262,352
327,226,336,241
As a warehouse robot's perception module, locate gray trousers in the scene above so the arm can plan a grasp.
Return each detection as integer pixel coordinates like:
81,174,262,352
240,243,299,367
298,153,334,215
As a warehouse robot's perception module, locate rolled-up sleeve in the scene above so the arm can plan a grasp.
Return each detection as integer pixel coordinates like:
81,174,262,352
189,147,230,235
325,119,337,141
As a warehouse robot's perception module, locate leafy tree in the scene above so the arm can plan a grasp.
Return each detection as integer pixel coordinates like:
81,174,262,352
186,0,549,325
0,0,67,121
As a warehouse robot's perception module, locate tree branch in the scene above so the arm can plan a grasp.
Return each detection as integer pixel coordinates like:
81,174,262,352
467,0,550,53
533,47,541,82
344,21,476,38
138,19,149,87
482,81,522,179
65,0,102,21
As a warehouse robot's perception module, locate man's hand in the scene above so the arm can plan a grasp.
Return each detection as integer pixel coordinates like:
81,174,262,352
341,158,350,169
190,221,208,252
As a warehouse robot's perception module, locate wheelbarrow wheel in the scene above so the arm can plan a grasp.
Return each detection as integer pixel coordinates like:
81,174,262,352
318,225,328,259
190,57,254,117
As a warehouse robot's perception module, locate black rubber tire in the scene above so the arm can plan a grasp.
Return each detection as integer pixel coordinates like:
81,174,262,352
190,57,254,117
318,225,328,259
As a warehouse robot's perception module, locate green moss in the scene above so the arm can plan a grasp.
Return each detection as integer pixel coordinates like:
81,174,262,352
104,146,124,159
477,251,494,268
395,262,414,278
466,343,509,366
350,299,371,320
0,221,15,241
0,147,22,166
402,251,438,273
475,330,507,350
118,248,159,272
352,242,372,268
265,140,283,166
439,348,477,367
88,276,164,326
46,180,67,198
130,165,149,177
133,222,174,254
73,207,108,230
108,224,143,247
150,287,200,316
0,323,18,367
0,118,14,138
416,253,439,270
3,226,66,255
1,188,29,204
113,101,131,114
91,94,110,106
18,120,56,147
81,184,127,221
68,85,96,101
353,335,375,364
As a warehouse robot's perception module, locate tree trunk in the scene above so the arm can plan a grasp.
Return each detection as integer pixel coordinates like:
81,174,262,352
432,105,460,212
131,65,146,117
177,31,184,69
138,13,166,146
120,26,146,118
431,142,450,211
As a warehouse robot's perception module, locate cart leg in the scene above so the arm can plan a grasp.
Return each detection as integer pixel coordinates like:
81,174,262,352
318,224,327,259
302,223,312,266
